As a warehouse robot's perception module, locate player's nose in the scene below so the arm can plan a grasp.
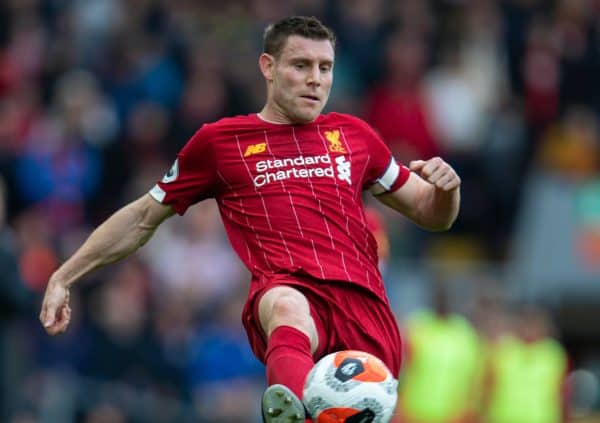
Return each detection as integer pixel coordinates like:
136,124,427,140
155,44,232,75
307,65,321,86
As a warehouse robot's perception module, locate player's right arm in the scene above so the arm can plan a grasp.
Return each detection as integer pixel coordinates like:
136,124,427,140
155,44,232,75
40,194,174,335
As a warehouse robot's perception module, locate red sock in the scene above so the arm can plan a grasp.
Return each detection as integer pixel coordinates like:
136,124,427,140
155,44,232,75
265,325,314,400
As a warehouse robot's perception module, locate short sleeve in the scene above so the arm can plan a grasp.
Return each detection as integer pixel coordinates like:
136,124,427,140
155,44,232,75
149,124,217,215
354,117,410,193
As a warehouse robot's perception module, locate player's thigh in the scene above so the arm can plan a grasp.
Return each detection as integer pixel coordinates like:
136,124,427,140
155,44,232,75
258,285,319,351
332,288,403,375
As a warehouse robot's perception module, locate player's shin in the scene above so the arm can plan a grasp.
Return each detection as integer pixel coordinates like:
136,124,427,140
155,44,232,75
265,325,314,398
263,325,313,422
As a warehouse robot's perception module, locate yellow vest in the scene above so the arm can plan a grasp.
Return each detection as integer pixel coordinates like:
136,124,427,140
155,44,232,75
399,311,483,423
485,336,566,423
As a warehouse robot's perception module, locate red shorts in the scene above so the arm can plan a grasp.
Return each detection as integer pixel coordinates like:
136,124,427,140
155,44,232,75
242,273,403,376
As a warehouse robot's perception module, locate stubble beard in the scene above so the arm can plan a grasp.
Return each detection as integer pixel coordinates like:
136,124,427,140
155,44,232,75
275,96,319,124
289,92,329,123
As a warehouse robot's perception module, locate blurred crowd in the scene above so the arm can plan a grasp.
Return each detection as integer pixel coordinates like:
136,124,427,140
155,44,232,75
1,0,600,421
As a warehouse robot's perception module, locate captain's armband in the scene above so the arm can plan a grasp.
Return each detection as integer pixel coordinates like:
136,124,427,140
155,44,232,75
370,158,406,195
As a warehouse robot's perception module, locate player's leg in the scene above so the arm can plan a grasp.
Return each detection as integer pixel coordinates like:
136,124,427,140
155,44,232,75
329,286,402,422
330,285,402,376
259,285,319,422
259,285,319,393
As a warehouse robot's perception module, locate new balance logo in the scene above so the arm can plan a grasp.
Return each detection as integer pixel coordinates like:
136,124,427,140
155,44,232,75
244,142,267,157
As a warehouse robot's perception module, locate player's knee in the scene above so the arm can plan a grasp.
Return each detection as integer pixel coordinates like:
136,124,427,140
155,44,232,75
270,293,310,328
262,289,311,331
259,287,319,352
259,287,319,351
269,294,318,351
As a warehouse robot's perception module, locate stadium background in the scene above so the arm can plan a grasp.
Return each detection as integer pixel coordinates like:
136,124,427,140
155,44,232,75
0,0,599,421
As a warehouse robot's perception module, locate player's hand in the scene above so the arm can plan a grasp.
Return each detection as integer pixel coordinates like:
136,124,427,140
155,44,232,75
409,157,461,192
39,278,72,336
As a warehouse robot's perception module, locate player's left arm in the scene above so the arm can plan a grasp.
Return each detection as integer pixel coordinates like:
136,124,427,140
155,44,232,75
375,157,460,231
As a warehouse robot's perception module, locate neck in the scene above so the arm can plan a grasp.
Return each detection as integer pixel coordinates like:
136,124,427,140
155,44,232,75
259,102,295,124
260,97,320,125
258,108,290,124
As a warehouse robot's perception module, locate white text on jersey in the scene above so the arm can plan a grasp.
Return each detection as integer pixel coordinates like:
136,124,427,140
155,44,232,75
253,154,352,188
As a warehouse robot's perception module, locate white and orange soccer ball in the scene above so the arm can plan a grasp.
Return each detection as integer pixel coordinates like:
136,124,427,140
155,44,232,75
303,350,398,423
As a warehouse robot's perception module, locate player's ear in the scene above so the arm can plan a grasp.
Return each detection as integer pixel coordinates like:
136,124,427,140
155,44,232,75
259,53,275,81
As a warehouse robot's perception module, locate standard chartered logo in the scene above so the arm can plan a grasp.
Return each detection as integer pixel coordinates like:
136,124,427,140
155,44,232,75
335,156,351,185
253,154,351,187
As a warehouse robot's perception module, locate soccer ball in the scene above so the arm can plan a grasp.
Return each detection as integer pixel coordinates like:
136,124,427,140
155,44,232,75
303,350,398,423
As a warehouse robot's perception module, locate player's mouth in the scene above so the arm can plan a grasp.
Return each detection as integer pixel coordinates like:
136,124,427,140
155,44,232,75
300,95,320,104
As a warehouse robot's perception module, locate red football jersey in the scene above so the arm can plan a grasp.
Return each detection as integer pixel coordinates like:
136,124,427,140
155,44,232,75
150,112,409,300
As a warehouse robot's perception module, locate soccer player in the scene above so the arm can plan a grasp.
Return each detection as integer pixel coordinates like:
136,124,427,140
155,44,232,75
39,16,461,422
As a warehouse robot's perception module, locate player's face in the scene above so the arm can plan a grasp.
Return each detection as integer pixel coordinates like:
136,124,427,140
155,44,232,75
263,36,334,124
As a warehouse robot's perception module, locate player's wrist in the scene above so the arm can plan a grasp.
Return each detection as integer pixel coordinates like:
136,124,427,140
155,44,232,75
48,272,71,290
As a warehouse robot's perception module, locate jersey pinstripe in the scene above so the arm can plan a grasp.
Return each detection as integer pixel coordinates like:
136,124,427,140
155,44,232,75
149,112,409,301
